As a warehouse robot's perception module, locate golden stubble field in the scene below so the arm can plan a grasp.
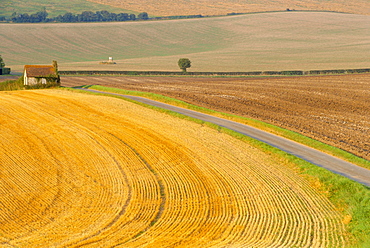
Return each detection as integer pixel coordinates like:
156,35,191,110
87,0,370,16
0,89,347,247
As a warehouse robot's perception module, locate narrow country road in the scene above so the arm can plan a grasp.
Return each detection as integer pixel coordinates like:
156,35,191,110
80,88,370,187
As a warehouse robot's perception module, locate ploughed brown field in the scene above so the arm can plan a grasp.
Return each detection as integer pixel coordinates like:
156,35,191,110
62,73,370,161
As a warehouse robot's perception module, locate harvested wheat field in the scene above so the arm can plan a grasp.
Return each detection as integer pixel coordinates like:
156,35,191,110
0,89,348,247
87,0,370,16
62,73,370,162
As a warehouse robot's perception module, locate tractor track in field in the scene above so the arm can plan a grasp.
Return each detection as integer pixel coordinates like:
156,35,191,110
79,87,370,187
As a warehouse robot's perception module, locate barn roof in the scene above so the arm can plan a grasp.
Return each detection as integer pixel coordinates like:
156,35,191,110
24,65,57,77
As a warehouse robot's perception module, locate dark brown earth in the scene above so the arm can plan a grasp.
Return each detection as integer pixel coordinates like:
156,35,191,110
62,74,370,161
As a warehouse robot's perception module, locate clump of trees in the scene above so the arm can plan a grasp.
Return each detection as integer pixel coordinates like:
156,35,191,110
54,10,143,23
9,7,49,23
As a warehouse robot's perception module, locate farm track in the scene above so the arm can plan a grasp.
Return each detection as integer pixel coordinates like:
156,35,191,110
0,90,347,247
62,74,370,161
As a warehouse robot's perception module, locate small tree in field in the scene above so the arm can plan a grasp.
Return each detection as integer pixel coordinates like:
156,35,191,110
52,60,58,73
178,58,191,73
0,55,5,68
52,60,61,85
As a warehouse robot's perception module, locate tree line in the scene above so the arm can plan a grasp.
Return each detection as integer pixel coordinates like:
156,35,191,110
0,9,204,23
3,9,149,23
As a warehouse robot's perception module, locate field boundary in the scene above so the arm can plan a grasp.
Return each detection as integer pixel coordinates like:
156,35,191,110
60,68,370,77
0,10,355,23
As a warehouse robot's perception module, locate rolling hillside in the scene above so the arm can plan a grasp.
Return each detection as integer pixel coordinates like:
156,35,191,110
87,0,370,16
1,0,370,17
1,12,370,72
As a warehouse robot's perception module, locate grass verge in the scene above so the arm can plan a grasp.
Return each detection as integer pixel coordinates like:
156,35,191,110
0,77,61,91
67,85,370,247
0,77,24,91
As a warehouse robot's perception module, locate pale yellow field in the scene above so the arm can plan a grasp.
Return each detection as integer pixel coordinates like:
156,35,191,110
88,0,370,16
0,89,347,247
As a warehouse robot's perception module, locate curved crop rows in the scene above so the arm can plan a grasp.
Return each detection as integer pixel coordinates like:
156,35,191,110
0,90,347,247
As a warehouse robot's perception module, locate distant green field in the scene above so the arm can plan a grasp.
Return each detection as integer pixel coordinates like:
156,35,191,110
1,12,369,72
0,0,135,18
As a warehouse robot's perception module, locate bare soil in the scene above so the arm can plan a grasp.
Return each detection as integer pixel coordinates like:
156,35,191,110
62,74,370,160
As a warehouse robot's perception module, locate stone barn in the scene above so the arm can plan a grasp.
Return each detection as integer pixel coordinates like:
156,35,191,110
23,64,60,86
